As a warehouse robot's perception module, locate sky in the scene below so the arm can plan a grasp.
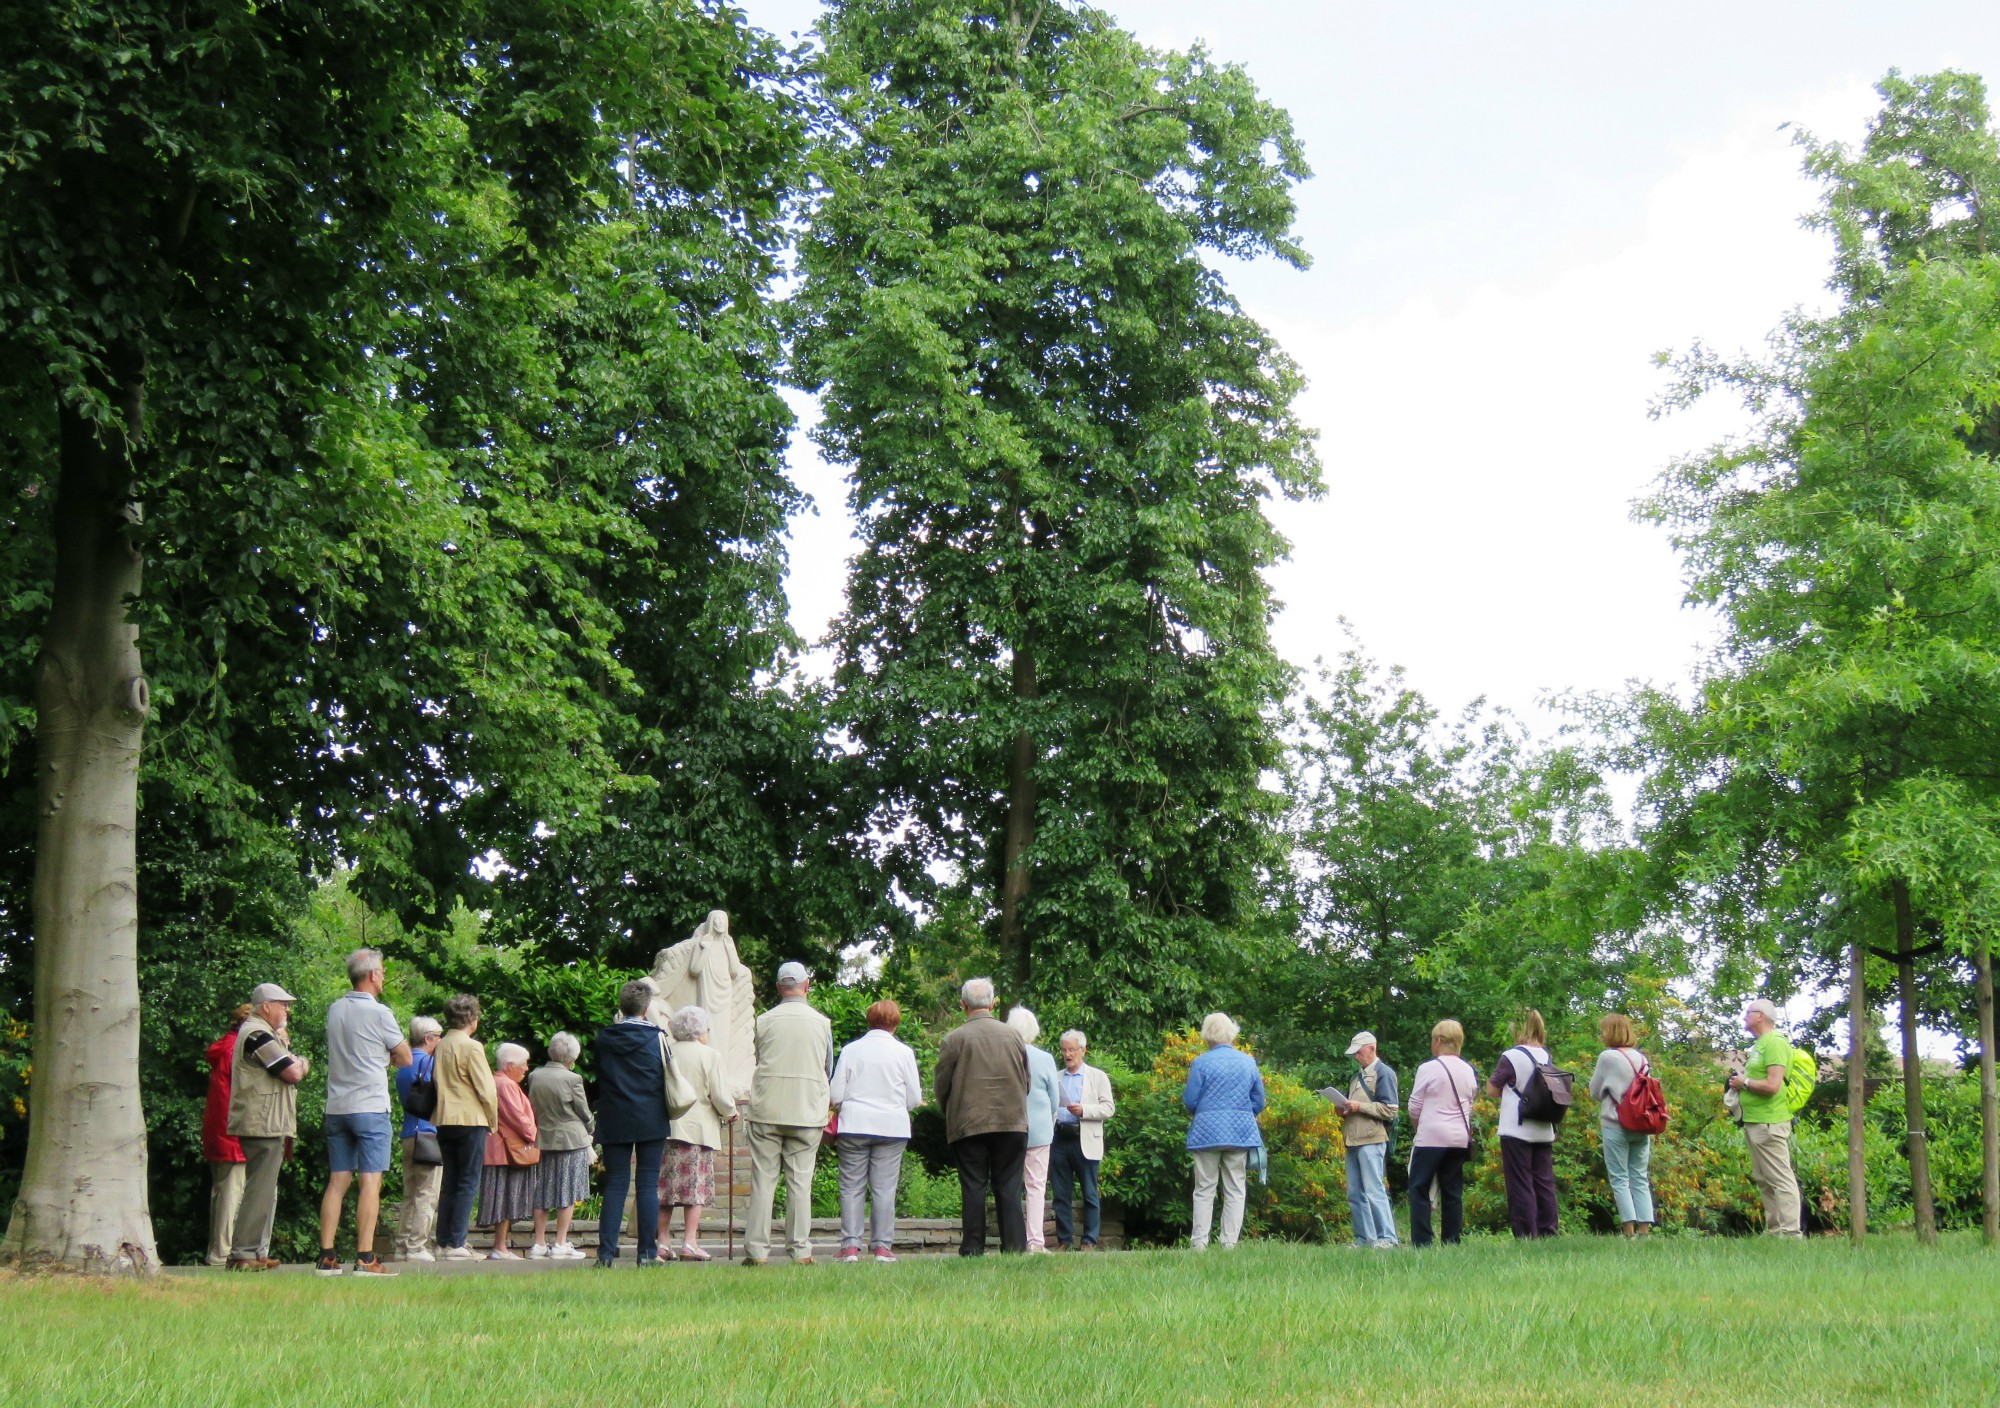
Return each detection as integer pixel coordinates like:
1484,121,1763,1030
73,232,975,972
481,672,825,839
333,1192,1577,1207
748,0,2000,735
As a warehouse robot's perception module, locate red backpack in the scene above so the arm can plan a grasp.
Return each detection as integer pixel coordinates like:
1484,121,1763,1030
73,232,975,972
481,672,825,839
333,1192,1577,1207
1614,1049,1669,1135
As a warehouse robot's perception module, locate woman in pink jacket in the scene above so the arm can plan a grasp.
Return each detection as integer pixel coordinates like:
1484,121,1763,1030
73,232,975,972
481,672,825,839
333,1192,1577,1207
477,1043,540,1259
1403,1019,1480,1246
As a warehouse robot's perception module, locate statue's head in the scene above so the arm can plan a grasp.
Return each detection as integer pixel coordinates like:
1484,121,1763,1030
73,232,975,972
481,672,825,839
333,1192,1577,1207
706,909,730,937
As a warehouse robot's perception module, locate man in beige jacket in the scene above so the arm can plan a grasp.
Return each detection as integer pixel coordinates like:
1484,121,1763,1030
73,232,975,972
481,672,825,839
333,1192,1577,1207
743,962,834,1264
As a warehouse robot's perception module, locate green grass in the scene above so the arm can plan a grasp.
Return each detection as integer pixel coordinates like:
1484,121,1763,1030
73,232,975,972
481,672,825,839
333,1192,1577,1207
3,1237,1994,1407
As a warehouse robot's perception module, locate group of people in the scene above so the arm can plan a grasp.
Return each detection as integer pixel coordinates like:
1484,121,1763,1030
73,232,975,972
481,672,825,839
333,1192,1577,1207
199,958,1122,1270
1174,1000,1806,1249
201,951,1807,1270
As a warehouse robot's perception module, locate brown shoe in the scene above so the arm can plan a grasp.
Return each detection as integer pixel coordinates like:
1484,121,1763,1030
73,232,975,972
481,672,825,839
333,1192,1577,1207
227,1257,272,1272
354,1256,397,1277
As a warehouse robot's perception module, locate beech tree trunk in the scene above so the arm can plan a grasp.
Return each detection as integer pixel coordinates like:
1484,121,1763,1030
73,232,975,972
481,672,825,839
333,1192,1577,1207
1977,928,1998,1246
2,353,158,1271
998,643,1038,985
1847,937,1868,1244
1891,880,1937,1246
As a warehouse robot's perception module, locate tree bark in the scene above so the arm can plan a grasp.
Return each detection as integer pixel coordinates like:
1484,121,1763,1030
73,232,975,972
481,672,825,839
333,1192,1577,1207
2,351,158,1271
1891,880,1937,1246
997,643,1038,985
1976,927,1998,1246
1847,936,1868,1244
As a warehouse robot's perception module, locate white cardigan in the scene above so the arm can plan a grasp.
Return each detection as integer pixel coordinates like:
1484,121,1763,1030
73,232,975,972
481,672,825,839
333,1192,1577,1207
828,1030,924,1139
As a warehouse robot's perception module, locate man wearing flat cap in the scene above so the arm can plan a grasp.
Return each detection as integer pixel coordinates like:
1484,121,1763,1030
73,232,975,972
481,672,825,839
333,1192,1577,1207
743,961,833,1264
226,983,309,1269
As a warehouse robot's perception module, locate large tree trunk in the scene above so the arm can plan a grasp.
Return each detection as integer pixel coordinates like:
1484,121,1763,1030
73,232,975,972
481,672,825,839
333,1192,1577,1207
1847,936,1869,1244
1891,880,1937,1246
1977,927,1998,1246
2,352,157,1271
997,643,1038,985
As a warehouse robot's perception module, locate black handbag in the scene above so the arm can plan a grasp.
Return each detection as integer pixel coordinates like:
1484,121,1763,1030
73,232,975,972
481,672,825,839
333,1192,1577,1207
410,1130,443,1166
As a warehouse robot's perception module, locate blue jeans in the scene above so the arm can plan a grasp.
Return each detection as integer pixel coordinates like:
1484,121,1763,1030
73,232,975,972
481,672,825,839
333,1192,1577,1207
599,1140,665,1264
1049,1128,1100,1246
1345,1142,1395,1243
1600,1119,1655,1224
434,1125,487,1250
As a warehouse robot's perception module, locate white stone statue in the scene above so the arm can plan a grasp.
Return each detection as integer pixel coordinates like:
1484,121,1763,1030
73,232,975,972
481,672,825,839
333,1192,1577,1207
647,910,757,1105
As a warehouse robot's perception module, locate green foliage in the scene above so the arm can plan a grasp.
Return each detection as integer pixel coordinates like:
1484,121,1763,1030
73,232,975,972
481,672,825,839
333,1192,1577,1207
795,0,1322,1041
1247,642,1661,1086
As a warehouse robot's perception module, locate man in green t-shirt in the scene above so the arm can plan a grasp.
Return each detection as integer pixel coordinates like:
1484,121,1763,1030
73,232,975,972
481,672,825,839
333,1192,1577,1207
1726,998,1801,1235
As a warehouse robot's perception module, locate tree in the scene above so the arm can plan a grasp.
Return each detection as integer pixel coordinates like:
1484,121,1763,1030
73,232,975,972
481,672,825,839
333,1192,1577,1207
1,0,800,1266
793,0,1321,1038
1256,642,1651,1082
1639,73,2000,1244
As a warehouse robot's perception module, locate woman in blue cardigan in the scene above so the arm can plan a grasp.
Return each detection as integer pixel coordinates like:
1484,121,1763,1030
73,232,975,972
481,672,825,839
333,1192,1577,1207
1182,1013,1266,1250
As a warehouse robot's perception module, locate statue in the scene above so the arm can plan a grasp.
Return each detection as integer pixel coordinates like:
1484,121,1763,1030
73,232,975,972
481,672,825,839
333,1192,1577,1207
648,910,757,1105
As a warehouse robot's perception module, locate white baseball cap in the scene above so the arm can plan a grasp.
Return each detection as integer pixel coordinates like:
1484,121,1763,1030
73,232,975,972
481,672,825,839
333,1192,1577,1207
1345,1031,1378,1057
775,961,811,987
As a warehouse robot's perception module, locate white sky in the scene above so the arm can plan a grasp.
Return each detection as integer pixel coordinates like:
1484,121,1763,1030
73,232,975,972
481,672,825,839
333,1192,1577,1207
752,0,2000,732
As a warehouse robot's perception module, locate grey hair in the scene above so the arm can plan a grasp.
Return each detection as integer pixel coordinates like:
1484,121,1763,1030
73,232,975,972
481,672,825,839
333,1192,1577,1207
443,993,481,1030
547,1031,580,1065
1199,1012,1239,1047
1005,1006,1041,1044
408,1015,442,1044
1059,1029,1087,1050
961,977,996,1010
617,979,653,1017
345,947,385,985
668,1005,710,1043
495,1042,529,1070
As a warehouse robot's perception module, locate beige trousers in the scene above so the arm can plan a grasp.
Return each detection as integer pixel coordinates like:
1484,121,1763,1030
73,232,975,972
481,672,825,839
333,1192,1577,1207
745,1121,821,1261
207,1161,245,1266
1745,1120,1802,1234
1190,1147,1248,1250
1022,1143,1051,1251
397,1137,443,1256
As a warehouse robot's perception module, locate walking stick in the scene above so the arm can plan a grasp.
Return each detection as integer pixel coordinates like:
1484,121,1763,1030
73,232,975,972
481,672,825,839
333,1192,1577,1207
727,1114,736,1262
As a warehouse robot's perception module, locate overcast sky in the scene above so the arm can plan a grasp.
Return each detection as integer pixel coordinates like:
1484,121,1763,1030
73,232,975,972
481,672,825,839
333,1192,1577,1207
750,1,2000,729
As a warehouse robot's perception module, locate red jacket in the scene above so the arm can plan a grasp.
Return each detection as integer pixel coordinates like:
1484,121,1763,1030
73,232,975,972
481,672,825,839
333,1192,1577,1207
203,1030,245,1163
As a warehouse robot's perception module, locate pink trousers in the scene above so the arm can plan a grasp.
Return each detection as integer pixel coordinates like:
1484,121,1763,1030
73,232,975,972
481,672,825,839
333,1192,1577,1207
1023,1143,1051,1251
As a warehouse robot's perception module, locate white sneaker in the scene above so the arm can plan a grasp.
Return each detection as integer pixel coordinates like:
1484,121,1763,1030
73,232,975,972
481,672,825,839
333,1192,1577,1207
441,1246,478,1260
405,1248,436,1263
552,1242,586,1260
488,1248,523,1261
527,1243,551,1259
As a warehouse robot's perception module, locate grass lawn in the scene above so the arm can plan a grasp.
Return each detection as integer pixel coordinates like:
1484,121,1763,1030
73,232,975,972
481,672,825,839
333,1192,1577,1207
2,1237,1992,1407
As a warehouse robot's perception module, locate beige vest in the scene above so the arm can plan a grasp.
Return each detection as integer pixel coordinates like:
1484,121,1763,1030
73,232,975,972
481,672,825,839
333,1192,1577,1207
748,999,832,1127
227,1016,298,1138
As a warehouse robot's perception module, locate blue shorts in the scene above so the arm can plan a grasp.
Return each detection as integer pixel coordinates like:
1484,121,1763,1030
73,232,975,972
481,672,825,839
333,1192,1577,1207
325,1111,394,1174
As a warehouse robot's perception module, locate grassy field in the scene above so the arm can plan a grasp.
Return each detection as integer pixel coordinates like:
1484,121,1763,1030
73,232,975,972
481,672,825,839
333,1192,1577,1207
2,1237,1993,1407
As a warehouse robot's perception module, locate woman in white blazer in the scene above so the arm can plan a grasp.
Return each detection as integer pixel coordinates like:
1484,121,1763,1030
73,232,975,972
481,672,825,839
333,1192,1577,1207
828,999,924,1262
659,1005,738,1260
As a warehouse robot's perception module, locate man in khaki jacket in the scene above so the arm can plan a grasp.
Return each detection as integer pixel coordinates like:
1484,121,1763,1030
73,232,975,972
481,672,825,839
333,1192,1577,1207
226,983,309,1270
933,978,1030,1255
743,962,834,1264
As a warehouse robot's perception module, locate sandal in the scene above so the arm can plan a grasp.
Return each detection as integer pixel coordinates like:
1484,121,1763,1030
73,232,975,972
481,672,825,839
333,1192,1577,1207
678,1243,711,1262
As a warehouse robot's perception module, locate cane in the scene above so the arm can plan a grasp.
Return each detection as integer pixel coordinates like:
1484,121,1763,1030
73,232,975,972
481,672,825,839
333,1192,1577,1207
727,1114,736,1262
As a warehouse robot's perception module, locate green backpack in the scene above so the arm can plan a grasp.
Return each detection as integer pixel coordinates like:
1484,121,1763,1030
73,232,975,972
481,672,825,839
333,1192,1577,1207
1783,1046,1818,1114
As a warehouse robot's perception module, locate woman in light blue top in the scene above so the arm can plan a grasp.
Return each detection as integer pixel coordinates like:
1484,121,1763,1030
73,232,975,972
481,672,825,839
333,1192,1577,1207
1006,1006,1064,1253
1182,1012,1266,1250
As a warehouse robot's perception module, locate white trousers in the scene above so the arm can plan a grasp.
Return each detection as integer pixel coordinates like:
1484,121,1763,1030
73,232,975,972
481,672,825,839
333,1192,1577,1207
1190,1147,1247,1249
